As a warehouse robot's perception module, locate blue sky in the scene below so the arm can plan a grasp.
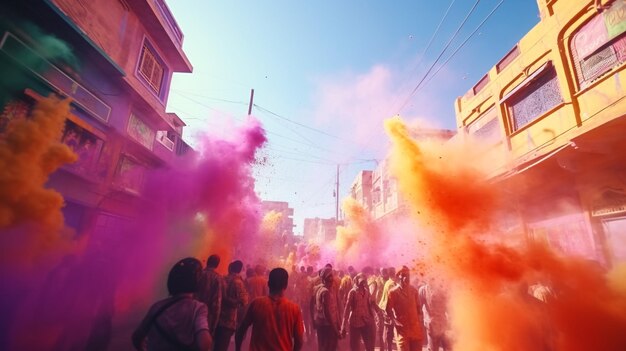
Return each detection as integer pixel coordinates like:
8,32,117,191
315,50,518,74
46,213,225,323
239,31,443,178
165,0,540,232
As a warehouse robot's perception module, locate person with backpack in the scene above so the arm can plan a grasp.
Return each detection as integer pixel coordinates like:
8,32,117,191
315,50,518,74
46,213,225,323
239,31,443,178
311,267,341,351
341,273,376,351
132,257,212,351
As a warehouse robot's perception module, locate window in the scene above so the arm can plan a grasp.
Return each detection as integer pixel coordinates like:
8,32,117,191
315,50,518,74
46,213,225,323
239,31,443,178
467,107,501,144
505,64,563,132
571,2,626,88
496,45,520,73
115,155,146,194
156,130,176,151
127,113,155,150
61,119,104,177
473,74,490,94
138,43,164,95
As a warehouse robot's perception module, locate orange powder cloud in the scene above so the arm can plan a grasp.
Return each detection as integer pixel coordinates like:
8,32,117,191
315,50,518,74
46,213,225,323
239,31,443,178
384,117,626,351
0,95,77,266
333,197,384,267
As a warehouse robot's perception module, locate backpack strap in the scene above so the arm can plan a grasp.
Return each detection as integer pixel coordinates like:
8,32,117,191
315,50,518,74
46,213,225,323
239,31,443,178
149,296,195,351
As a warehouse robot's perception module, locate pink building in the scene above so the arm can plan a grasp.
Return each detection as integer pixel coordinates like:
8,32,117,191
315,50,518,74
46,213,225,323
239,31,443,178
0,0,192,234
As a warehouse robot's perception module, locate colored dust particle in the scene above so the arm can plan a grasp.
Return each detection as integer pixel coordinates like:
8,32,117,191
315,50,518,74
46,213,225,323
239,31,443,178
384,117,626,351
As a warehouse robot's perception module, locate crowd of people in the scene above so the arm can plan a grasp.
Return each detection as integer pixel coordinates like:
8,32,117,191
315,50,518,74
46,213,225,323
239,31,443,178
132,255,452,351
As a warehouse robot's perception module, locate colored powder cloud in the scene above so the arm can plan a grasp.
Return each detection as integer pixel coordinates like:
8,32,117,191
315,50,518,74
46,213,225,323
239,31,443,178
384,117,626,351
1,113,267,350
0,95,77,266
333,197,384,268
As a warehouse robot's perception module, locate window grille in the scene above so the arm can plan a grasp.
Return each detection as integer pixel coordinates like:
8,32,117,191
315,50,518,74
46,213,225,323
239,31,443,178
507,66,563,132
138,44,164,95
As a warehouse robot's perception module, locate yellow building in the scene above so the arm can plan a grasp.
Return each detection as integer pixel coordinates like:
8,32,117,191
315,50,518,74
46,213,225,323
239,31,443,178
455,0,626,267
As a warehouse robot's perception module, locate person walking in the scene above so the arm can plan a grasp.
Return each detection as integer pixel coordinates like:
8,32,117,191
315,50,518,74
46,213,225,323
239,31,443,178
378,267,396,351
235,268,304,351
214,260,248,351
312,267,341,351
341,273,376,351
197,254,224,337
383,267,424,351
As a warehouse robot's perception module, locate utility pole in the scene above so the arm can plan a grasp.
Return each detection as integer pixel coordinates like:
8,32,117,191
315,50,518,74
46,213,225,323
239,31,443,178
247,88,255,115
335,164,339,222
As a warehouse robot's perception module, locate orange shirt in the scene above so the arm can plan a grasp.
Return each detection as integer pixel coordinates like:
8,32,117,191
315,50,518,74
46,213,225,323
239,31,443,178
240,295,304,351
247,275,268,301
385,284,423,341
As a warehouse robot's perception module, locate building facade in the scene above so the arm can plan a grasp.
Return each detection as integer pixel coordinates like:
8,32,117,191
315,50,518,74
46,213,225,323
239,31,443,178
303,217,340,244
0,0,192,238
455,0,626,267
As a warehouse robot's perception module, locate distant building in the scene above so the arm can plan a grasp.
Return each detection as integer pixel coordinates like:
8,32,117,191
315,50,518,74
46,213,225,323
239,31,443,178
303,217,340,244
350,170,373,212
0,0,192,236
261,200,295,238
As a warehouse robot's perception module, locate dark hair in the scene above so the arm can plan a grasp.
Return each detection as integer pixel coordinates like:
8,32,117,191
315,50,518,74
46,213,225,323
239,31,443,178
229,260,244,274
207,254,220,268
168,257,202,295
268,268,289,292
246,267,255,278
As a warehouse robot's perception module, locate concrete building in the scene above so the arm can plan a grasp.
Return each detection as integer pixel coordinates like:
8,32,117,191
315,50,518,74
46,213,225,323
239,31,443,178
261,200,295,237
350,170,373,212
0,0,192,236
455,0,626,266
303,217,339,244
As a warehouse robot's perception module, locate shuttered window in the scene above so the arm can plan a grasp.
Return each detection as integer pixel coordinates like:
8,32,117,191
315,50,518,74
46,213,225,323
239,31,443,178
138,43,164,95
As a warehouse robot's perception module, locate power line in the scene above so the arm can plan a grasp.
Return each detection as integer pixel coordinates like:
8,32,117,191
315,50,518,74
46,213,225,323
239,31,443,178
254,106,321,148
254,104,360,146
170,93,378,166
417,0,507,95
397,0,482,114
171,89,249,105
390,0,457,114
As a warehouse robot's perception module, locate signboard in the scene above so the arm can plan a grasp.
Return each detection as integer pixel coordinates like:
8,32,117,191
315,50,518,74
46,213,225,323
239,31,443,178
575,15,609,59
127,113,155,150
604,1,626,40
